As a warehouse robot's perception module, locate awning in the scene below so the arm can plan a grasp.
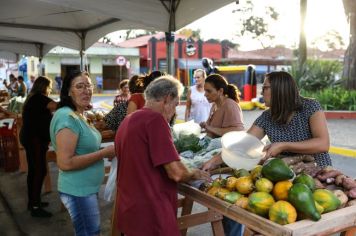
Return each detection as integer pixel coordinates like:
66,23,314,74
0,0,235,58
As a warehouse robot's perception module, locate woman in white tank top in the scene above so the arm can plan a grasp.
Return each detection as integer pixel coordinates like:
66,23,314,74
185,69,211,123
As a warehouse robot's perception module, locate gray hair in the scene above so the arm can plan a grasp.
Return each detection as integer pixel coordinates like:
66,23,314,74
144,75,183,101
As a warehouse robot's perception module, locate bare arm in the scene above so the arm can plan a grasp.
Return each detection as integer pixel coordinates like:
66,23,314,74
164,160,210,183
47,101,58,113
201,153,224,171
55,128,115,171
264,111,330,157
205,125,244,137
126,100,137,115
247,124,266,140
184,89,192,121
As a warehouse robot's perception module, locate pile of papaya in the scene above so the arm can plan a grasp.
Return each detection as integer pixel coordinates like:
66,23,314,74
204,158,356,225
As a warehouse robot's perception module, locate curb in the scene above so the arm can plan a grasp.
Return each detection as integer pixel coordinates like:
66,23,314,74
324,111,356,119
329,146,356,158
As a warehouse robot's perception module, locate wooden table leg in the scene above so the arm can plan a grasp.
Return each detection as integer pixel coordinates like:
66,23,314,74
180,197,194,236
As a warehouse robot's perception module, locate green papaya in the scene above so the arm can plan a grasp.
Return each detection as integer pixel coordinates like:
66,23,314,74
293,173,316,192
224,192,242,204
313,189,341,213
261,158,295,182
212,177,227,188
233,168,250,178
288,183,321,221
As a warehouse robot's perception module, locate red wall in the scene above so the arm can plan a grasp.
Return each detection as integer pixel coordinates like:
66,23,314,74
145,40,223,72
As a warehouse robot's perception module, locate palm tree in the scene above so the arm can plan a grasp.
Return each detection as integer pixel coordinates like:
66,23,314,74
298,0,307,76
342,0,356,89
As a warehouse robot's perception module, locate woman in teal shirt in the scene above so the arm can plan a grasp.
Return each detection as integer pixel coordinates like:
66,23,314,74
50,71,115,235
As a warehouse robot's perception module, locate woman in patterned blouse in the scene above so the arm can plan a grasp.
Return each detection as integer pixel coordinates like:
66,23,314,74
203,71,331,170
113,79,130,106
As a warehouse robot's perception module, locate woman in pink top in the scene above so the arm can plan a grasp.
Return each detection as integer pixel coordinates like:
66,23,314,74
200,74,244,138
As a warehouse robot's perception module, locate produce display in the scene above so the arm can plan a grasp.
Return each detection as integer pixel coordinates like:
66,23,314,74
85,109,114,140
203,157,356,225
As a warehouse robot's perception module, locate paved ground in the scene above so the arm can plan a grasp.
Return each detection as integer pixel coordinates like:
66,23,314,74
1,99,355,236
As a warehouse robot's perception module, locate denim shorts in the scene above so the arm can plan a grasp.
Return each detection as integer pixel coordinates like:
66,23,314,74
59,192,101,236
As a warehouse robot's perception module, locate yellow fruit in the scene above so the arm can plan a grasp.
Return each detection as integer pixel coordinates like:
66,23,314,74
272,180,293,201
236,176,254,194
215,188,230,200
250,165,263,181
207,186,220,196
235,196,249,209
226,176,239,191
248,192,275,216
269,201,297,225
255,178,274,193
315,201,324,214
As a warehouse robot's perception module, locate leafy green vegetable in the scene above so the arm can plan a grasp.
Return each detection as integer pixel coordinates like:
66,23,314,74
174,133,202,153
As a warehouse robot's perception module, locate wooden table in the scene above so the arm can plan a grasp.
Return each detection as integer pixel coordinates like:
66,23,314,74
178,183,356,236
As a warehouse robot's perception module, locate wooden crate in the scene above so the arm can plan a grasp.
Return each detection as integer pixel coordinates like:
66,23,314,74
178,183,356,236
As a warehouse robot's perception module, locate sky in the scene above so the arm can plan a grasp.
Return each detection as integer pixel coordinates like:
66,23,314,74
107,0,349,51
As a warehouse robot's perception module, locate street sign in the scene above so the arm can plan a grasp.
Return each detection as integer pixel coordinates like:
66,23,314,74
116,56,126,66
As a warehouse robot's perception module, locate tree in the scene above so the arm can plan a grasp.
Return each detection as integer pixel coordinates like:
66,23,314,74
310,30,345,51
342,0,356,89
177,28,202,40
124,30,158,40
298,0,307,76
233,0,279,48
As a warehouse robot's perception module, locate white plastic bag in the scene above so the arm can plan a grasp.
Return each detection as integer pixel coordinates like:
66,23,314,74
103,157,117,202
172,120,201,137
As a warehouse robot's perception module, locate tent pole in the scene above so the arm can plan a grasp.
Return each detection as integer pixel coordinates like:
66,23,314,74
79,32,86,71
37,43,44,76
165,32,175,75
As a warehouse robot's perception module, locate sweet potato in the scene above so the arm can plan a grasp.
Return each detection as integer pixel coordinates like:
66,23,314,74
281,155,315,166
326,177,335,184
335,174,347,186
347,188,356,199
346,199,356,207
317,169,342,181
333,189,348,208
342,177,356,190
302,155,315,163
314,178,326,189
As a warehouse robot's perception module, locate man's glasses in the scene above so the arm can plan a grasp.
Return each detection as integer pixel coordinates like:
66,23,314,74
73,83,94,90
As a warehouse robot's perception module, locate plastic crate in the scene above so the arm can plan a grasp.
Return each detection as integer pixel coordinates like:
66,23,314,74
0,118,20,172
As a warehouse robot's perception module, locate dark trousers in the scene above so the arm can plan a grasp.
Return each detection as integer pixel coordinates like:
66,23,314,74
23,137,49,207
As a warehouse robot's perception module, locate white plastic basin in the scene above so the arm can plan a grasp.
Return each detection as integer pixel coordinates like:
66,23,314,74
221,131,264,170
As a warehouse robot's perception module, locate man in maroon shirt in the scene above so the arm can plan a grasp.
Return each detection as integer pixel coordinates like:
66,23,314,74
114,76,210,236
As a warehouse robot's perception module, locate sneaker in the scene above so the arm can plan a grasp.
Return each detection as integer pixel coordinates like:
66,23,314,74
30,207,53,218
27,202,49,210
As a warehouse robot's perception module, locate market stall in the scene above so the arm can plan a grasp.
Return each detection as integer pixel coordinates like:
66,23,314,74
178,183,356,236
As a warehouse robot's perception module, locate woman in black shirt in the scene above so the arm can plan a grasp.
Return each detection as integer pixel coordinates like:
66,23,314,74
20,76,57,217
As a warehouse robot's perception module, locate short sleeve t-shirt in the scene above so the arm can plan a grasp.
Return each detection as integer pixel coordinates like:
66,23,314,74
128,93,145,110
254,97,331,167
206,98,244,138
21,93,53,143
50,107,104,196
115,108,180,236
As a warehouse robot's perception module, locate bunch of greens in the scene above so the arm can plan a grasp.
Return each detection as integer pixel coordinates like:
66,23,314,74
174,133,202,153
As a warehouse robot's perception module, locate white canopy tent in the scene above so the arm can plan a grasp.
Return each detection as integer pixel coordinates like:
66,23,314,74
0,0,235,72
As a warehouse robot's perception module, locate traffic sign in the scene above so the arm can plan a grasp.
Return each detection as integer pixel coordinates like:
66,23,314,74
116,56,126,66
